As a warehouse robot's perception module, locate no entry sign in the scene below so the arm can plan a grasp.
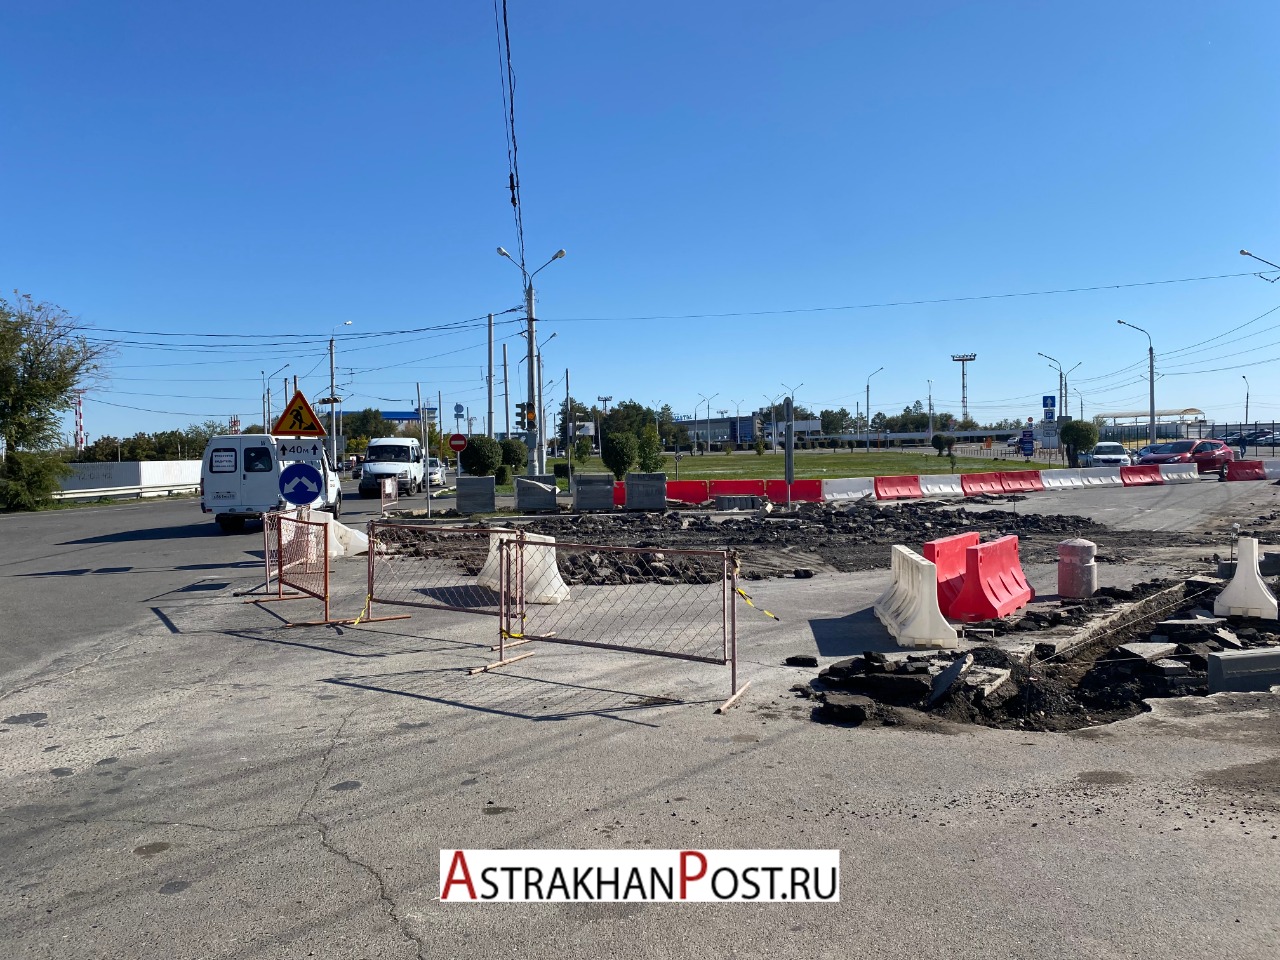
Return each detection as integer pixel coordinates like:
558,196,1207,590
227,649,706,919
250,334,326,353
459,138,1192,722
448,433,468,453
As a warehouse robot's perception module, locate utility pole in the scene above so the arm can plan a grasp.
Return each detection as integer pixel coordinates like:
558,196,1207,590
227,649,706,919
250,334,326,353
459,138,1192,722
951,354,976,424
487,313,494,439
418,381,431,518
535,351,545,472
328,335,337,464
525,284,537,475
1243,375,1250,428
565,368,572,481
502,343,510,439
865,368,883,452
597,395,612,455
927,380,934,443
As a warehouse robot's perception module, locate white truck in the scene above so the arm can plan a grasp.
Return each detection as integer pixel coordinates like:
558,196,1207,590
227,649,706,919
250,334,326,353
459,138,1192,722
200,434,342,533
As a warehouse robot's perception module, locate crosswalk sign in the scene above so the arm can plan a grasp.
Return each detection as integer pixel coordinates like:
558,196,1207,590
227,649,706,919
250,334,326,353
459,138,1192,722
272,390,326,437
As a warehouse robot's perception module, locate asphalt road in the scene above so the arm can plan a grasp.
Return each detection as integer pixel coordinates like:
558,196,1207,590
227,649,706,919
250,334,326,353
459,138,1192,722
0,480,427,686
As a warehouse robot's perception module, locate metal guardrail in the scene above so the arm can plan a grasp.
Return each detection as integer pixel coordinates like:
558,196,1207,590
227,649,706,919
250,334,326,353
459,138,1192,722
51,482,201,501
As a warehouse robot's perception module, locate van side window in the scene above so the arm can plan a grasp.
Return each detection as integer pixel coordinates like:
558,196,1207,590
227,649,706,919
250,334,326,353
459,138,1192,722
209,448,237,473
244,448,274,473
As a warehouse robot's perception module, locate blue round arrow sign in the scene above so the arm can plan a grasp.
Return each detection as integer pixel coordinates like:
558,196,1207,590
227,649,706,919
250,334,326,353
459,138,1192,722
279,462,324,506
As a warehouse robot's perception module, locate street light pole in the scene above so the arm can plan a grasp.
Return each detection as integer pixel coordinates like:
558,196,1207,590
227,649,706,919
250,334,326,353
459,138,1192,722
865,367,883,452
1117,320,1156,446
927,379,933,443
499,246,566,475
1243,375,1250,428
327,323,350,465
763,394,781,454
697,393,718,455
1037,352,1063,419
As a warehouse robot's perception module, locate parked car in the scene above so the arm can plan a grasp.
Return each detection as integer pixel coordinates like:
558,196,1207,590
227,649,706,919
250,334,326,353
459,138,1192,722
1080,442,1131,467
426,457,446,486
1138,439,1235,474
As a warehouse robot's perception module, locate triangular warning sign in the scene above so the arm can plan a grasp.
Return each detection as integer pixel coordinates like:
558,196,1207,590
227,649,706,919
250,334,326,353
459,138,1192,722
272,390,326,437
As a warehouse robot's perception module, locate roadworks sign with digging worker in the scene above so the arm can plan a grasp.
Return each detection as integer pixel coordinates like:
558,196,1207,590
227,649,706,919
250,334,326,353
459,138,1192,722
272,391,326,437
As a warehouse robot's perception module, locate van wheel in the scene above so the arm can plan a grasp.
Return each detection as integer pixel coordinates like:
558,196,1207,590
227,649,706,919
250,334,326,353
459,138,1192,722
217,516,246,534
330,494,342,520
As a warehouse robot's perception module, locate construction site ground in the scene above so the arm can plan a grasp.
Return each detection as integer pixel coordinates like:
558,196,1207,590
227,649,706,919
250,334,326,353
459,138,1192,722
2,479,1279,959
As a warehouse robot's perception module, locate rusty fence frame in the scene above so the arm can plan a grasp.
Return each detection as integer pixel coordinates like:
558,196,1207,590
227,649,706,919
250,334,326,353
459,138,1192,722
363,521,525,624
493,538,746,711
237,507,303,600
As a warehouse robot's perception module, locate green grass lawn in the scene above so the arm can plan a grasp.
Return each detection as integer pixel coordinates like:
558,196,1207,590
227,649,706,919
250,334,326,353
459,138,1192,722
545,449,1051,482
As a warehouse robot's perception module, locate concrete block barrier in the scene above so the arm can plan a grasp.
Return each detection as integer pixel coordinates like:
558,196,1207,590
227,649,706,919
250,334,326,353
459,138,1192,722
625,473,667,510
1214,537,1278,619
1079,467,1123,487
873,475,922,501
1208,649,1280,693
1226,460,1267,482
1041,469,1084,489
873,545,959,650
918,474,964,498
999,471,1044,493
822,477,877,501
1158,464,1200,483
1121,465,1163,486
949,535,1034,622
961,472,1003,497
922,531,980,617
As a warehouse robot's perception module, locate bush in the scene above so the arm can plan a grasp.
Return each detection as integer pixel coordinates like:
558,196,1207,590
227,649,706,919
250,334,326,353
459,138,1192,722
0,451,69,511
1060,420,1099,469
602,432,638,480
754,437,765,456
552,461,570,479
931,433,956,457
459,435,502,476
494,463,512,485
499,437,528,469
572,436,593,464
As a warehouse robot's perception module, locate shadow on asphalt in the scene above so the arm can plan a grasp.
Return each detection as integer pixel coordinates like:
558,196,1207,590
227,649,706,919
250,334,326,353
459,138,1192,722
321,667,695,724
807,608,902,658
16,560,257,579
58,522,226,545
222,627,471,659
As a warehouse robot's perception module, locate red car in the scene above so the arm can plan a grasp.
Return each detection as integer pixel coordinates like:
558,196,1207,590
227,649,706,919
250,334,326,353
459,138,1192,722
1138,439,1235,474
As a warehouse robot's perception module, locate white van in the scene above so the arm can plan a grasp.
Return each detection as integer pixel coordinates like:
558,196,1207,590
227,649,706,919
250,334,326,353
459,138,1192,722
358,437,425,497
200,434,342,533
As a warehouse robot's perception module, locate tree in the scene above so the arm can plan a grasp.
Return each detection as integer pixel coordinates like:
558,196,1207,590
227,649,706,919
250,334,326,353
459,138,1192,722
459,435,502,476
0,292,109,509
602,399,653,441
1060,420,1099,469
931,433,956,457
342,408,388,441
636,424,666,472
500,437,528,469
820,409,851,435
602,432,638,480
572,435,593,465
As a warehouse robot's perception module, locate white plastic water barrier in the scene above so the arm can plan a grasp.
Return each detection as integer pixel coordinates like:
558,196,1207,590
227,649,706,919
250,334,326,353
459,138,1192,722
1078,467,1122,487
1262,459,1280,481
872,545,959,650
822,477,877,501
477,531,571,604
1215,537,1278,620
1158,464,1200,484
1041,469,1084,489
918,474,963,498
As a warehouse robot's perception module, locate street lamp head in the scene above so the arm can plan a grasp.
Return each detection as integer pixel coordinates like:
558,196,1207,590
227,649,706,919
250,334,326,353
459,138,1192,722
1241,250,1251,256
554,249,566,259
497,247,510,258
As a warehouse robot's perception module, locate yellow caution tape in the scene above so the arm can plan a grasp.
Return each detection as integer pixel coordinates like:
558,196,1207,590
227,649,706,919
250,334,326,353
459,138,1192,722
735,587,781,621
351,594,371,627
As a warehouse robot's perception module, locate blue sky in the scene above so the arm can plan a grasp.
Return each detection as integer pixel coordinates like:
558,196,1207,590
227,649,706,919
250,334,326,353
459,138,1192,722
3,0,1279,441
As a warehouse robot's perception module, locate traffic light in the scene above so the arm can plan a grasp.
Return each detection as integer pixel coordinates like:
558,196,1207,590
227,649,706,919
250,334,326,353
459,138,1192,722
515,403,536,427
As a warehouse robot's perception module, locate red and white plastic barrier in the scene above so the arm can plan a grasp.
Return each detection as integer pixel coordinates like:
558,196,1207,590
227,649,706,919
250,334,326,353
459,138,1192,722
1226,460,1267,482
918,473,964,497
873,475,923,501
948,535,1034,622
873,545,959,649
922,531,979,618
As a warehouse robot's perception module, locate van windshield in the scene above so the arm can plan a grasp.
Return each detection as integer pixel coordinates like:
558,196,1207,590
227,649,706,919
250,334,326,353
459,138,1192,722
366,446,412,462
